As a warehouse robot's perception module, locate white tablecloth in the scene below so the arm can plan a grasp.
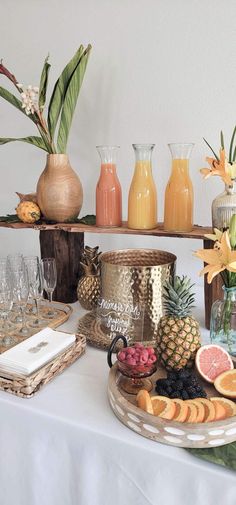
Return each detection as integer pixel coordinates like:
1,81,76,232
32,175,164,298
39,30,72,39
0,296,236,505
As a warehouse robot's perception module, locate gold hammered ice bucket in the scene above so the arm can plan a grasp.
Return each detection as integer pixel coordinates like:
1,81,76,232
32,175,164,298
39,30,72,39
99,249,176,343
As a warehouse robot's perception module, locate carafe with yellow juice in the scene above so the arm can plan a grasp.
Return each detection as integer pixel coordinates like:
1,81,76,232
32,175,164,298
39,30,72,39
128,144,157,229
164,143,194,232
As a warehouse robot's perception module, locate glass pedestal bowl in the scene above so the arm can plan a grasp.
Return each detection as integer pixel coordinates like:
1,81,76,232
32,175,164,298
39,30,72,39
107,335,157,395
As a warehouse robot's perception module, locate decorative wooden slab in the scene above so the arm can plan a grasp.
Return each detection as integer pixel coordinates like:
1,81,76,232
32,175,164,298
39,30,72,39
0,220,211,239
108,362,236,449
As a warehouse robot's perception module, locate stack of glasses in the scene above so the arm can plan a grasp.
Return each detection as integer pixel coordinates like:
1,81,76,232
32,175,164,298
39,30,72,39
0,255,57,348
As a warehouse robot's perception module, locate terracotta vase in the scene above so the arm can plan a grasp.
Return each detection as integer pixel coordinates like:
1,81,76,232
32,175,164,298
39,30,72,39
37,154,83,222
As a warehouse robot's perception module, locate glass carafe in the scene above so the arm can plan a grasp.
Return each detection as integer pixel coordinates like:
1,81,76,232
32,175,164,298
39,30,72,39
164,143,194,232
128,144,157,230
96,145,122,227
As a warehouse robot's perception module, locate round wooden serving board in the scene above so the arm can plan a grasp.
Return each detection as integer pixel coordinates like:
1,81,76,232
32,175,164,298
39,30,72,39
108,362,236,448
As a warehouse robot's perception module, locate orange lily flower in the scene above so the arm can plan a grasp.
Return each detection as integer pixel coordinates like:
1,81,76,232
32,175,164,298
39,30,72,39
200,149,232,185
194,231,236,283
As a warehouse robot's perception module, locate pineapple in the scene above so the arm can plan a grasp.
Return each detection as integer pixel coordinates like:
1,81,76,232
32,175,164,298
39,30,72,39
156,275,201,371
16,201,41,223
77,246,101,310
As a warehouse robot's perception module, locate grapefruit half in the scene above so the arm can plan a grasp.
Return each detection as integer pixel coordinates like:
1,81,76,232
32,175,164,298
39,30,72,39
195,344,234,383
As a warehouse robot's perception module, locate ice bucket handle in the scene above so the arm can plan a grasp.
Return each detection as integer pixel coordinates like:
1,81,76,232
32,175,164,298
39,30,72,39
107,335,128,368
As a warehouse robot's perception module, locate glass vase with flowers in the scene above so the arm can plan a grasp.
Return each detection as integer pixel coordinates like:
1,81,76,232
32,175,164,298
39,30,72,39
195,215,236,355
200,126,236,230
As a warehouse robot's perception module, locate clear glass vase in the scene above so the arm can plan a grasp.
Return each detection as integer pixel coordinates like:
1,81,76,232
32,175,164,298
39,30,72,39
128,144,157,230
212,182,236,231
210,286,236,356
164,143,194,232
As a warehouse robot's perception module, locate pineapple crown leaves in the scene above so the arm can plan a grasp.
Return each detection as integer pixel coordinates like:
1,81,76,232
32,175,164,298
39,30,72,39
162,275,195,318
80,246,101,275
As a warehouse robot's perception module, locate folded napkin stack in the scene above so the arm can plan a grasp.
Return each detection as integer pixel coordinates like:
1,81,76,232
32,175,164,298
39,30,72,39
0,328,76,376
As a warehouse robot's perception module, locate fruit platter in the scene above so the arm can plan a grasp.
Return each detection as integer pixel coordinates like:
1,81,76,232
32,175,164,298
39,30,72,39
107,276,236,448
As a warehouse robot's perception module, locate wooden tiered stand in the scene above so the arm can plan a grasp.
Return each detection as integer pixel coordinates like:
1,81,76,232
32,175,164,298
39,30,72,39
0,221,222,329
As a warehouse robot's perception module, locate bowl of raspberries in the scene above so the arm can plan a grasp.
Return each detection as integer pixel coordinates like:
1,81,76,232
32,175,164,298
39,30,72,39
107,335,157,394
117,343,157,379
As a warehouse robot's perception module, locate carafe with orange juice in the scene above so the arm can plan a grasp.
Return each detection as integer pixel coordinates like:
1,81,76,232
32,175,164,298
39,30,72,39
164,143,194,232
96,145,122,227
128,144,157,229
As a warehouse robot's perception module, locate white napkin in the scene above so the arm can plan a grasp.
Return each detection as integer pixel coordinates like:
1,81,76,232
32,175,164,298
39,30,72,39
0,328,76,376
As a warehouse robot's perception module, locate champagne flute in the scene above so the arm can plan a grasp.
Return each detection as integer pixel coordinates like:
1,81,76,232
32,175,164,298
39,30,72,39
24,256,39,315
41,258,57,318
0,269,15,347
25,257,44,328
12,264,30,336
7,254,24,323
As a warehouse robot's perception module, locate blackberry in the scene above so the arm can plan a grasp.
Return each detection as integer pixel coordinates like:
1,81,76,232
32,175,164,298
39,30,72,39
170,392,181,399
166,386,173,394
189,390,199,399
189,377,198,386
155,386,167,396
182,390,189,400
175,380,184,391
156,379,167,388
178,369,191,380
165,379,176,387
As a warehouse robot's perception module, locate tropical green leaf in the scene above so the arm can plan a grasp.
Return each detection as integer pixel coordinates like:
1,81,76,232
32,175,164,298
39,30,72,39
0,214,21,223
233,145,236,163
220,130,224,150
77,214,96,225
57,45,91,153
203,137,219,161
0,136,47,151
39,55,51,112
229,126,236,163
187,442,236,471
0,86,38,124
47,45,85,141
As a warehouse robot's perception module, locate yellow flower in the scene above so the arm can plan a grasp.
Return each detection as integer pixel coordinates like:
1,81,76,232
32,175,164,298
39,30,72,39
194,231,236,283
204,228,223,243
227,161,236,179
200,149,232,185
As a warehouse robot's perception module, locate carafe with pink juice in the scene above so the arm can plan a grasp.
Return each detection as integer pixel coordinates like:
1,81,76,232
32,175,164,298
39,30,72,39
96,145,122,227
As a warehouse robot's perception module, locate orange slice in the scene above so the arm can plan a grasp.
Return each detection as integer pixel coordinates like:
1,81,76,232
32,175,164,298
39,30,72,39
210,397,236,419
185,400,205,423
151,396,176,420
136,389,154,415
209,398,226,420
214,370,236,398
172,399,188,422
196,398,216,422
185,402,198,423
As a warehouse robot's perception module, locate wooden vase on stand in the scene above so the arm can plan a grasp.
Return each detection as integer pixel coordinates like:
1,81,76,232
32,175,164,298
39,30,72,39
37,154,83,222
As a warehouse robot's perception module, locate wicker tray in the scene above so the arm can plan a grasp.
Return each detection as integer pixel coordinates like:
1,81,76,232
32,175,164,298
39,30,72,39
108,362,236,449
0,333,86,398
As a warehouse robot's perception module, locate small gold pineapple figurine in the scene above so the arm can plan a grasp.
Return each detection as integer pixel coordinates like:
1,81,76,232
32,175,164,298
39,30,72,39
77,246,101,310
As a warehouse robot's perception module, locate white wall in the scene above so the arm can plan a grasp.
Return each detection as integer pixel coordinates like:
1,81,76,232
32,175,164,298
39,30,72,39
0,0,235,285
